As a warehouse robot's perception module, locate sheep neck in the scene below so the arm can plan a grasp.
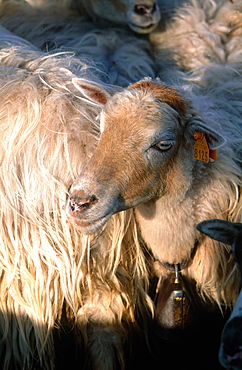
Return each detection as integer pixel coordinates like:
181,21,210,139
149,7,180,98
134,190,200,265
134,155,206,265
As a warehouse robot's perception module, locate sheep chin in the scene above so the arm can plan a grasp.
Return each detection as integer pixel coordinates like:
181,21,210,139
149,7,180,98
128,21,158,34
69,213,112,235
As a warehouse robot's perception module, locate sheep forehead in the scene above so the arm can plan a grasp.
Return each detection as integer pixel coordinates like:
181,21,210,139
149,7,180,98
101,91,180,135
86,0,128,19
87,0,149,14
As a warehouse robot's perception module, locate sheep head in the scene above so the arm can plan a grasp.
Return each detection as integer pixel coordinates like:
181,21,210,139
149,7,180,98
81,0,161,34
67,78,226,234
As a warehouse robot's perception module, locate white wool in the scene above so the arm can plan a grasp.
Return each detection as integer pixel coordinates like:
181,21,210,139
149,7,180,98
0,0,156,86
151,0,242,85
0,25,152,369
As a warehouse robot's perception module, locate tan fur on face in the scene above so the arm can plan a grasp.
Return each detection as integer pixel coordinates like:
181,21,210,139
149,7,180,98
129,79,187,118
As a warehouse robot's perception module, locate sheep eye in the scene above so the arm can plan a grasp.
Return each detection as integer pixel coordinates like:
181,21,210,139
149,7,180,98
155,140,173,151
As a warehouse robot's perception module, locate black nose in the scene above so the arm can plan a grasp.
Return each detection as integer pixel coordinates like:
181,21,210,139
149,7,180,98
134,3,156,15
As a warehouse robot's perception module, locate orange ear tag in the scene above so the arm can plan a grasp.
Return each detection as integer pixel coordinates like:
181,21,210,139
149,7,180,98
193,132,209,163
209,148,218,161
193,132,218,162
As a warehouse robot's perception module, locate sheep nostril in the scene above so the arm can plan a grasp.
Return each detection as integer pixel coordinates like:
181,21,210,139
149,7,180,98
69,199,77,212
134,4,155,15
69,195,98,214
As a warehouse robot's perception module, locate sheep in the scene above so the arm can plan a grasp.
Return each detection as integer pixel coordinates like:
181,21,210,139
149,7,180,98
3,0,240,90
67,72,242,330
63,0,162,34
0,0,156,87
19,0,162,33
1,1,242,368
0,25,155,370
196,219,242,370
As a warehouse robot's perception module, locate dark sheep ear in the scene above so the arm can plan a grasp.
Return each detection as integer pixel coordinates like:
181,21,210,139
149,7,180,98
186,115,226,150
72,78,114,105
196,219,242,246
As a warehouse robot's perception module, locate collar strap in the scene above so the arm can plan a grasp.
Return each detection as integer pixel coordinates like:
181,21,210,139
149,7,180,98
154,239,199,274
158,260,188,272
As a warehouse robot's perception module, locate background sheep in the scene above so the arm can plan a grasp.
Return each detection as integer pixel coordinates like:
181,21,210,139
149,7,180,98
20,0,162,33
150,0,242,85
2,0,241,89
7,0,183,33
0,0,156,86
67,0,162,34
197,219,242,370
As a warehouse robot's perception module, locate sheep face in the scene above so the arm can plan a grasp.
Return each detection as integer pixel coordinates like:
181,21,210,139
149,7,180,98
68,98,182,232
83,0,161,34
67,79,225,234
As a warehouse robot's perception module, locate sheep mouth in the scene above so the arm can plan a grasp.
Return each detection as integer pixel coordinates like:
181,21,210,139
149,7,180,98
68,211,113,235
128,21,158,33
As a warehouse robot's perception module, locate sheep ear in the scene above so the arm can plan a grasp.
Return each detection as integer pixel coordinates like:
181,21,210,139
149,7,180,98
196,219,242,246
72,78,113,105
187,116,226,150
